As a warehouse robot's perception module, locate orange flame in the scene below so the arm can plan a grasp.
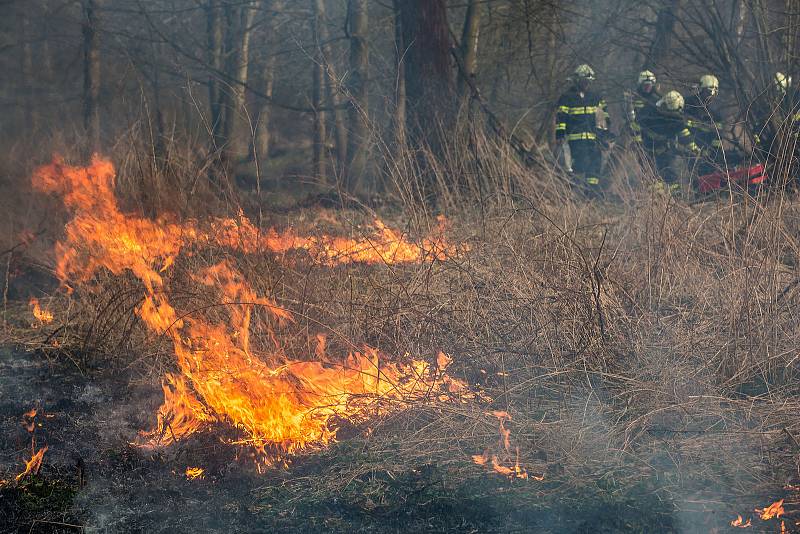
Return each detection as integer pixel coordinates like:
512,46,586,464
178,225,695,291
730,515,752,528
33,156,466,462
471,453,488,466
29,298,54,324
755,500,785,521
471,411,534,480
185,467,204,479
15,446,47,481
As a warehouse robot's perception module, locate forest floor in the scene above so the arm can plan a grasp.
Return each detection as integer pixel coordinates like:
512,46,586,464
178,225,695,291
1,166,799,533
0,338,790,534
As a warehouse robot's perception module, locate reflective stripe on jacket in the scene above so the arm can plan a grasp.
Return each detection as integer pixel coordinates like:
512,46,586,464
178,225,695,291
555,86,609,141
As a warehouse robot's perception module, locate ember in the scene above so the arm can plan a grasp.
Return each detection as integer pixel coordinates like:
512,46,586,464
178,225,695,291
33,157,467,463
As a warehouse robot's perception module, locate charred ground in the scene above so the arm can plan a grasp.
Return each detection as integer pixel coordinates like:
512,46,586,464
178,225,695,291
1,159,799,532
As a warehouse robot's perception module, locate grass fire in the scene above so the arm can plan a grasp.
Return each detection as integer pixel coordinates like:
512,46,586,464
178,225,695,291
4,1,800,533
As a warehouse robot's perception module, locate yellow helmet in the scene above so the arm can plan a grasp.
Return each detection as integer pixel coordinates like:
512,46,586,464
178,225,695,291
700,74,719,95
659,90,685,112
638,70,656,85
574,64,595,81
775,72,792,93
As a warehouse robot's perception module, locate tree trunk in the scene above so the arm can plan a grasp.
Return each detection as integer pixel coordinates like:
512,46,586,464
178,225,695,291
345,0,369,192
21,10,35,133
254,0,283,163
734,0,748,44
645,0,684,69
392,0,406,152
219,2,256,162
313,1,347,180
82,0,101,156
458,0,481,99
310,0,327,181
206,0,224,150
398,0,454,153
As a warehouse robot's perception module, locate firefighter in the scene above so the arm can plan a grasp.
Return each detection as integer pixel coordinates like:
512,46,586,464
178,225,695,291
555,64,610,193
754,72,800,176
637,90,700,192
685,74,728,175
627,70,661,145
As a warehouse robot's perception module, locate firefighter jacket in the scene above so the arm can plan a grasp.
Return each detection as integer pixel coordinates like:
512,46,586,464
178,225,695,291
555,86,609,142
754,92,800,154
637,104,700,156
685,94,724,152
629,87,661,143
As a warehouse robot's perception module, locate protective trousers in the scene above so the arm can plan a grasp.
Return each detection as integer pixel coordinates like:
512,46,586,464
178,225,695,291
568,139,602,187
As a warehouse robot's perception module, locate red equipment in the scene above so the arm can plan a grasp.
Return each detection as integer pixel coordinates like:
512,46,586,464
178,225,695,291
697,163,768,193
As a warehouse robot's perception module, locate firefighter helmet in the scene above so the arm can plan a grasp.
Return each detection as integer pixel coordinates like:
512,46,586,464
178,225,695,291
638,70,656,86
775,72,792,93
700,74,719,96
574,64,595,81
659,90,685,112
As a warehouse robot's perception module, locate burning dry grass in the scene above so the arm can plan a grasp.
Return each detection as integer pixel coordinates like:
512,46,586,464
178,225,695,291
6,131,800,530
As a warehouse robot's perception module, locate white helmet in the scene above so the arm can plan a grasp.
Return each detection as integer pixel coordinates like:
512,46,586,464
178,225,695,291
638,70,656,86
700,74,719,96
659,90,685,112
574,64,595,81
775,72,792,93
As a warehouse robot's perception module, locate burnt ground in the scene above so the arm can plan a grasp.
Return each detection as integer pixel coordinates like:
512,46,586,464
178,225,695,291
0,342,795,534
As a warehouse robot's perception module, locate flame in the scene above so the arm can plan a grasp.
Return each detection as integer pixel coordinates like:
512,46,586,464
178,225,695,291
15,446,47,481
472,411,533,480
29,298,53,324
212,216,461,266
756,500,785,521
471,453,488,466
731,515,752,528
22,408,37,433
33,156,466,462
185,467,204,479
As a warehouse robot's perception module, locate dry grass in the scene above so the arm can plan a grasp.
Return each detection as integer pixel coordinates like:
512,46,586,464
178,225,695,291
3,122,800,531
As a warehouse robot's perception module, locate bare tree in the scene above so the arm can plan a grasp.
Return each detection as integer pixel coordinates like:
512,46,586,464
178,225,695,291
458,0,481,99
392,0,406,154
221,1,257,161
83,0,101,156
253,0,283,164
310,0,327,181
646,0,684,69
207,0,224,152
345,0,369,191
21,8,35,133
398,0,454,152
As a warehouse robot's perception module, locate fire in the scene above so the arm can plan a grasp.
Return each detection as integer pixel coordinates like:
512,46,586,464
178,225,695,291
471,411,537,480
29,298,54,324
730,515,752,528
33,156,466,462
15,446,47,481
211,214,460,266
22,408,37,432
185,467,204,479
755,499,785,521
